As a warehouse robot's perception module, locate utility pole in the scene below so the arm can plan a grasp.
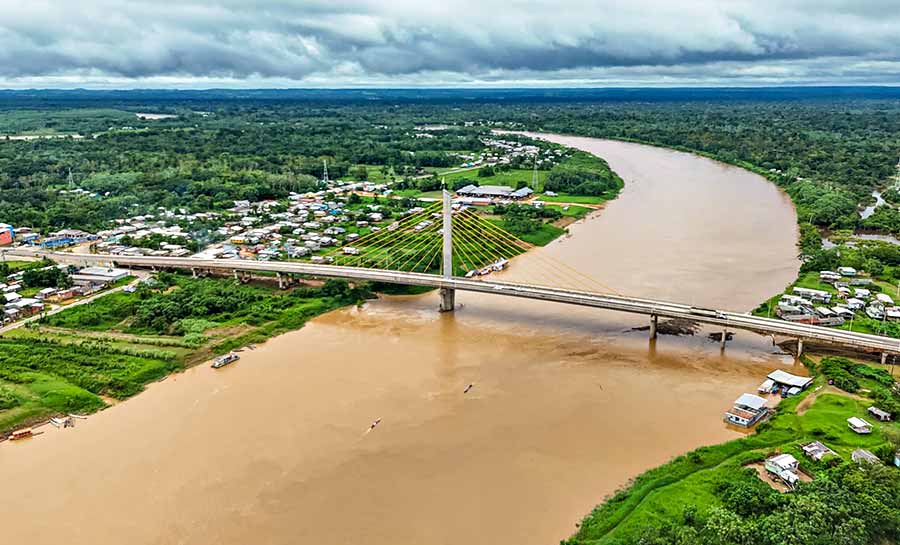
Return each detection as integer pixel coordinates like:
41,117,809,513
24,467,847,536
439,180,455,312
322,159,329,184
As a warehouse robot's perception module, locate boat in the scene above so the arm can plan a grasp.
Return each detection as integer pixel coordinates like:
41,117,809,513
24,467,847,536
212,352,240,369
9,428,34,441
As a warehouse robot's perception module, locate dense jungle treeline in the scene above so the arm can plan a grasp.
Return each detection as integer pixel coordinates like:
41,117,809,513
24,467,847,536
2,88,899,235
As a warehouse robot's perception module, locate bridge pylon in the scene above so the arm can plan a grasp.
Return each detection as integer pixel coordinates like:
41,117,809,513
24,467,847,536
439,185,455,312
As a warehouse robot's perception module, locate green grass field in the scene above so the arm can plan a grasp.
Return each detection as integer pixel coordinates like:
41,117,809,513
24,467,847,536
444,168,548,188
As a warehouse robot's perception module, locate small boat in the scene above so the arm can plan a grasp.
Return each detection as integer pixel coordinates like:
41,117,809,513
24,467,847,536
49,417,66,428
212,352,240,369
10,428,34,441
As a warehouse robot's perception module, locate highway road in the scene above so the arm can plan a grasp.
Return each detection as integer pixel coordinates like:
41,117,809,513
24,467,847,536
6,248,900,357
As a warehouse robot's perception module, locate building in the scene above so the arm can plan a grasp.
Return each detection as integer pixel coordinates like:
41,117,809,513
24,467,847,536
0,223,13,246
867,406,892,422
725,393,769,427
456,184,534,201
70,267,130,286
764,454,801,488
767,370,814,394
851,449,881,464
848,417,873,434
838,266,858,276
801,441,836,462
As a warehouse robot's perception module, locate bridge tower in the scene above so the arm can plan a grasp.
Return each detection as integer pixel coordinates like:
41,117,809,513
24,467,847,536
439,185,455,312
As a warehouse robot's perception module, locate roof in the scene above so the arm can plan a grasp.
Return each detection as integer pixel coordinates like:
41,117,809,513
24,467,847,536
734,393,767,410
868,406,891,417
456,184,514,197
510,187,534,198
767,453,798,469
767,369,813,388
848,417,871,428
852,449,881,464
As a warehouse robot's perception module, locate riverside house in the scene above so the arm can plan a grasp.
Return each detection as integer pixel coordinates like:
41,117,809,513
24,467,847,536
725,393,769,428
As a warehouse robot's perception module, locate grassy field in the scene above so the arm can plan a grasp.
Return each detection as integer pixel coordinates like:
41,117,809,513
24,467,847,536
539,193,611,204
1,260,41,273
444,168,549,189
0,274,367,436
567,366,900,544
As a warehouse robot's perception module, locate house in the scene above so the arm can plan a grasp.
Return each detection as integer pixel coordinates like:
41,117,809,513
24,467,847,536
801,441,837,461
767,370,814,392
877,293,895,306
3,292,21,304
792,287,831,303
725,393,769,427
36,287,57,300
838,266,857,276
868,406,892,422
0,223,13,246
70,267,130,286
851,449,881,465
764,454,801,487
848,416,873,434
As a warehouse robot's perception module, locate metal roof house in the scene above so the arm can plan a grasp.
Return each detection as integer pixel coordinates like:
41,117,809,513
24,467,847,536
801,441,837,462
851,449,881,464
848,417,873,434
868,406,892,422
764,454,801,488
725,393,769,427
767,370,814,391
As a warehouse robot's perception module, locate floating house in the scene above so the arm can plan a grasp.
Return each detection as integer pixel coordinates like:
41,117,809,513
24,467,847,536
725,393,769,427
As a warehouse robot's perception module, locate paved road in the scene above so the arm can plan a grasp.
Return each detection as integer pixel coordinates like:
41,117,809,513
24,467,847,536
6,249,900,357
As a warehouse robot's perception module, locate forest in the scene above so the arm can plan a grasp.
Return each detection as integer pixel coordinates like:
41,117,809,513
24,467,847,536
2,88,899,237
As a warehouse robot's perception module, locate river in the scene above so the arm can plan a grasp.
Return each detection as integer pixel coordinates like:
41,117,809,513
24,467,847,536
0,135,800,545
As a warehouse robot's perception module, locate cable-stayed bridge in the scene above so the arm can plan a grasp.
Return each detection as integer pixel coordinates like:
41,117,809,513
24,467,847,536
5,190,900,361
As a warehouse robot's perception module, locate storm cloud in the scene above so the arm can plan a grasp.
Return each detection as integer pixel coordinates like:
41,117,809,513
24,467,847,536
1,0,900,86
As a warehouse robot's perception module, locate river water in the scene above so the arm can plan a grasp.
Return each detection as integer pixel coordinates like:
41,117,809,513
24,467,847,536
0,136,801,545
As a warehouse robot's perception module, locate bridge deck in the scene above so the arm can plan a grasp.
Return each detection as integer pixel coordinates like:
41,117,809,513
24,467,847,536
6,249,900,356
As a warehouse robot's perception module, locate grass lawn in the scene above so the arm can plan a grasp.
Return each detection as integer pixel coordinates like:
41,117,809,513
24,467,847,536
444,168,548,188
539,193,611,205
486,218,565,246
1,260,41,273
547,204,592,219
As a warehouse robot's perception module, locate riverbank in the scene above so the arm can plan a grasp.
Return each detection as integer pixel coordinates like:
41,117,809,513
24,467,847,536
0,274,369,437
565,355,900,544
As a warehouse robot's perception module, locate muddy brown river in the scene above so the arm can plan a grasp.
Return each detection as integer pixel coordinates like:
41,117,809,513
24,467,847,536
0,136,801,545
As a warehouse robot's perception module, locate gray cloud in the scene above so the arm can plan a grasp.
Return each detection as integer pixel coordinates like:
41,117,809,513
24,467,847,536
1,0,899,86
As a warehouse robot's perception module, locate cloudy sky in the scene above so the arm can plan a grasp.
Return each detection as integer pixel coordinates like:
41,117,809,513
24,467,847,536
2,0,900,88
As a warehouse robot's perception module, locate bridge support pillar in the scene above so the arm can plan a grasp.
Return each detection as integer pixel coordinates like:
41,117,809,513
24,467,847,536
439,287,455,312
438,186,455,313
720,328,727,350
233,269,239,281
882,352,888,366
277,272,285,290
649,314,658,339
191,267,198,278
797,338,804,358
